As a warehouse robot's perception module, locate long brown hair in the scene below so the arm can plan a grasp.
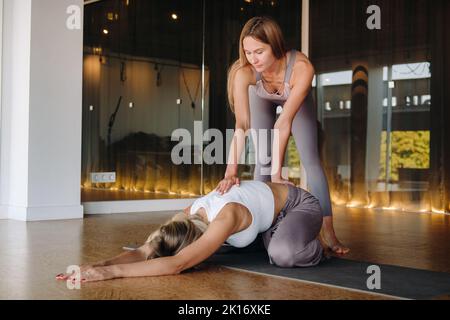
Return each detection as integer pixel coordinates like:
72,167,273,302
227,16,287,112
145,213,208,259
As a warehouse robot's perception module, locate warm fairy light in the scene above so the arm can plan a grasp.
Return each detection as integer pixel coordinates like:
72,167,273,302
103,29,109,35
81,183,449,214
171,13,178,20
93,47,102,55
346,202,363,208
330,195,347,206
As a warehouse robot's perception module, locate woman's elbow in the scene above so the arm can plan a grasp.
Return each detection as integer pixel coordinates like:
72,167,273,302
172,264,184,275
236,122,250,133
172,257,190,275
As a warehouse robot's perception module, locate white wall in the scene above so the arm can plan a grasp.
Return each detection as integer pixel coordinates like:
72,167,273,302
0,0,84,221
0,0,4,219
0,0,32,220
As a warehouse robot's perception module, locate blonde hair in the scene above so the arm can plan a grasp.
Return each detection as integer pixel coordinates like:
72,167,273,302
227,16,287,112
145,212,208,259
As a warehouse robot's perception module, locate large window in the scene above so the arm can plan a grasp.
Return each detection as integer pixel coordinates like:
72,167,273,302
82,0,448,213
81,0,301,201
306,0,441,212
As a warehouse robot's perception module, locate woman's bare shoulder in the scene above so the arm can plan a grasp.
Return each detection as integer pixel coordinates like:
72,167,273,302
290,51,315,85
215,202,251,233
235,64,257,86
215,202,249,223
292,50,311,64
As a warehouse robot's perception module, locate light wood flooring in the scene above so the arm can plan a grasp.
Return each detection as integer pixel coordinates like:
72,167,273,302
0,206,449,300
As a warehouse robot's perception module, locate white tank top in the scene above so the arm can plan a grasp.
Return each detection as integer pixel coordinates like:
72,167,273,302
189,181,275,248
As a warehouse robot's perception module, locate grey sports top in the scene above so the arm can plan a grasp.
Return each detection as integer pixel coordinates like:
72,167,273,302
254,49,297,102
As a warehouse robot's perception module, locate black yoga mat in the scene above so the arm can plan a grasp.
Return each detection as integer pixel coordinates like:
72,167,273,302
206,250,450,300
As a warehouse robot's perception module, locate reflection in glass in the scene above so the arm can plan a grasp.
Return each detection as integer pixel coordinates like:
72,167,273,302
81,0,205,201
309,0,439,213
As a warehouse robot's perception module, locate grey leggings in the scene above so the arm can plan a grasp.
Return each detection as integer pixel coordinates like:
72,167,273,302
249,86,333,217
262,185,323,267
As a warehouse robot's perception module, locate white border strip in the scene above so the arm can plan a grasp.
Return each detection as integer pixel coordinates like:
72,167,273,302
221,266,410,300
0,0,3,220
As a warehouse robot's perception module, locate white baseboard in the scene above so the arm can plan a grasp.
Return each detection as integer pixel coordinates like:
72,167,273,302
1,204,84,221
82,198,198,215
1,198,199,219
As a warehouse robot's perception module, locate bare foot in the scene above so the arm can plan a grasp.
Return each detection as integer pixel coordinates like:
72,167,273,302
324,235,350,255
321,216,350,255
318,231,332,260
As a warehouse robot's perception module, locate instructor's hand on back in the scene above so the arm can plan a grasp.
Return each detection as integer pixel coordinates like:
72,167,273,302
216,174,240,195
271,175,295,186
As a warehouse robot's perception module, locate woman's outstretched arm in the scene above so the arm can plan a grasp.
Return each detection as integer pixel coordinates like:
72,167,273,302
92,243,153,267
62,211,238,282
83,209,193,268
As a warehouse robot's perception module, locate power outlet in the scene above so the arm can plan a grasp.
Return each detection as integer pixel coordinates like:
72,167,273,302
90,172,116,183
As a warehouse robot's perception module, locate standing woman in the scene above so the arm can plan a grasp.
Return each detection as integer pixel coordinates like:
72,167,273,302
216,16,349,254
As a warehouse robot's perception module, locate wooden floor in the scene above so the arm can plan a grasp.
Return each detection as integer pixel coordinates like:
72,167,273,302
0,206,449,300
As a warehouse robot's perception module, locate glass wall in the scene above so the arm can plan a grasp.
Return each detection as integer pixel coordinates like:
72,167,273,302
82,0,204,201
81,0,449,213
81,0,301,201
308,0,444,212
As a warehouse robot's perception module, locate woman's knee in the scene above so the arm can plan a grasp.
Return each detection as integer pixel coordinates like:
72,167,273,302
267,238,322,268
267,241,298,268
